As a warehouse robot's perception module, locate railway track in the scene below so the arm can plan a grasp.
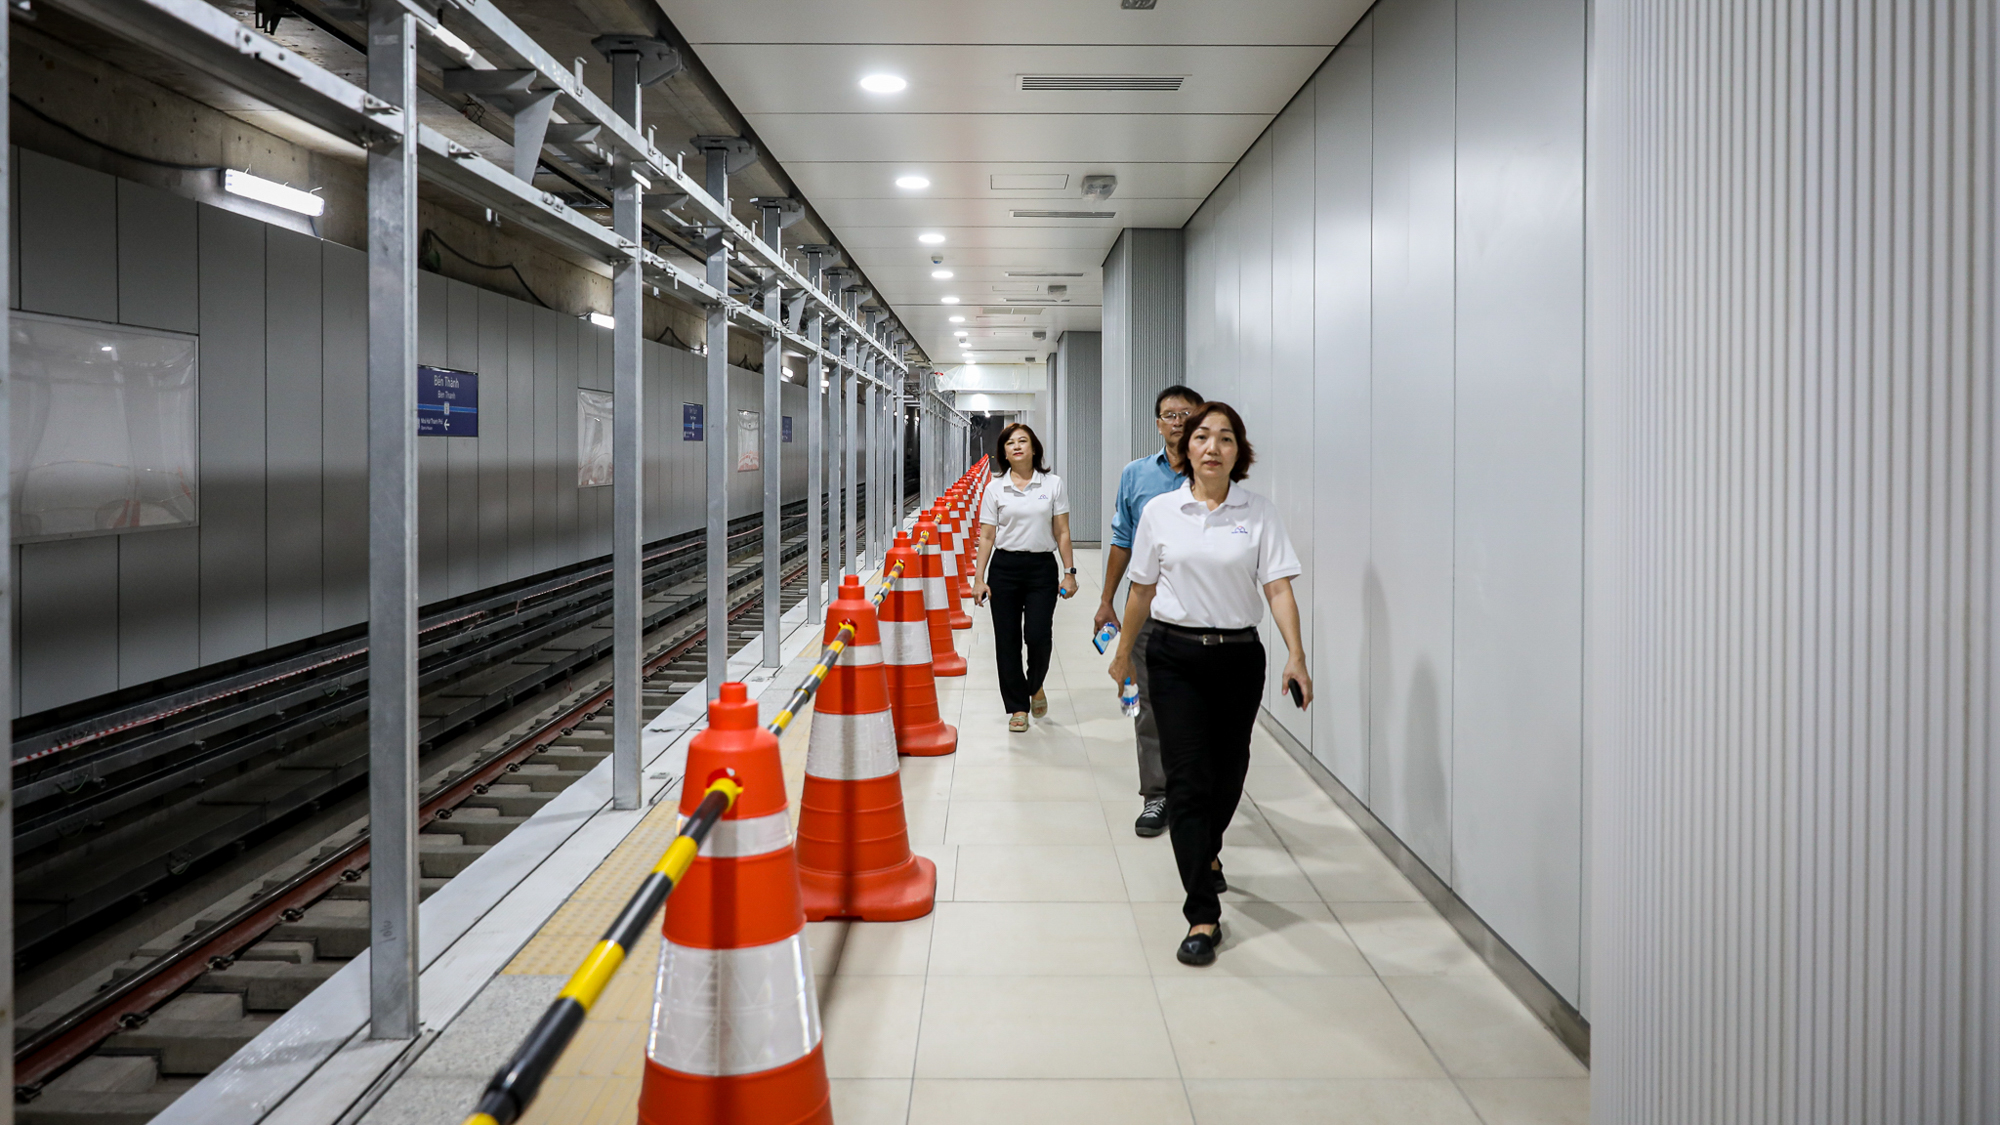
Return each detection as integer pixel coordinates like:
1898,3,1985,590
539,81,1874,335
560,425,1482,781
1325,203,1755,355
10,496,864,1123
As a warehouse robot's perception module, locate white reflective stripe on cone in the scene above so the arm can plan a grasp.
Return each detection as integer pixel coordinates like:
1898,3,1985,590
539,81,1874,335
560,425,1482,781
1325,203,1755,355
922,576,947,609
688,809,792,858
648,932,821,1076
803,709,900,780
879,617,932,664
940,550,959,576
836,643,884,668
892,575,923,592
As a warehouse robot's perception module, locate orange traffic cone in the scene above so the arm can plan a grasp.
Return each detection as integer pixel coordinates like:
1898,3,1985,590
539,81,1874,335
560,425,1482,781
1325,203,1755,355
639,683,831,1125
880,531,956,756
913,510,966,678
932,503,974,630
795,577,938,921
951,491,978,599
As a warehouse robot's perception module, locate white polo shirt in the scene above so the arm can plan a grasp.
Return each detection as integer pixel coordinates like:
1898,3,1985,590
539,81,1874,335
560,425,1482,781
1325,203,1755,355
977,470,1070,553
1127,482,1301,629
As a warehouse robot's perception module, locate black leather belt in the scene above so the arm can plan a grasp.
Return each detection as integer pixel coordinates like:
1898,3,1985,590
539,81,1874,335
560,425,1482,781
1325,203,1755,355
1156,622,1260,645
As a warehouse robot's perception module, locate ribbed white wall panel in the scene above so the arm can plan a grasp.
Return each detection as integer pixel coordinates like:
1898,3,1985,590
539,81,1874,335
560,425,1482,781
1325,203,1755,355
1587,0,1997,1119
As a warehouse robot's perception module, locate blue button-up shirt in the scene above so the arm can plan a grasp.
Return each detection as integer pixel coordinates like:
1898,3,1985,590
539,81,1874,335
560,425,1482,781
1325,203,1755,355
1109,447,1187,549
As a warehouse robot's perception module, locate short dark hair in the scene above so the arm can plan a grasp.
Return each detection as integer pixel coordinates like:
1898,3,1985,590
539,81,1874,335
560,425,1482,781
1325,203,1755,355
994,422,1050,473
1173,401,1255,482
1154,385,1203,417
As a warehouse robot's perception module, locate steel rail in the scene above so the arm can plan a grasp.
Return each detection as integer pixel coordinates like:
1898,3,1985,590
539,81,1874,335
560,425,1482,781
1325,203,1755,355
11,553,813,1096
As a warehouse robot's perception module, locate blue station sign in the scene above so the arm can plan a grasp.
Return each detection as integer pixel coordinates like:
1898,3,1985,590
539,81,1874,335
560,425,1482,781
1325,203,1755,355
683,402,704,441
418,366,479,436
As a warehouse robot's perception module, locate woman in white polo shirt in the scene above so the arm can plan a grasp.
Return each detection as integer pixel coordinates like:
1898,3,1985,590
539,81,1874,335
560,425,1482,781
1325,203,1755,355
1106,401,1312,965
970,423,1078,732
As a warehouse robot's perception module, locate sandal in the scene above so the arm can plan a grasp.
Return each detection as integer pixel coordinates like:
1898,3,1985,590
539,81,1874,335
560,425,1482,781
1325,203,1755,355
1030,691,1048,718
1008,712,1029,733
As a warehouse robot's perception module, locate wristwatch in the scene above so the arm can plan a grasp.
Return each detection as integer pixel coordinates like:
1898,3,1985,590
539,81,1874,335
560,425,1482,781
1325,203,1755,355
1065,568,1078,575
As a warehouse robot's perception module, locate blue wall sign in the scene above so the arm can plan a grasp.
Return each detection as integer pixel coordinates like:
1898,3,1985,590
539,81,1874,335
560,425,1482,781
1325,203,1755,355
418,366,479,436
782,416,793,443
683,402,704,441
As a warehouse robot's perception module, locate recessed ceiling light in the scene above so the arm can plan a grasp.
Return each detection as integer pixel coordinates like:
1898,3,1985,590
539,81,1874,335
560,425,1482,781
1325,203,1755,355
932,269,954,279
859,74,908,93
954,330,969,336
918,232,946,245
895,175,930,190
948,315,965,323
940,296,960,304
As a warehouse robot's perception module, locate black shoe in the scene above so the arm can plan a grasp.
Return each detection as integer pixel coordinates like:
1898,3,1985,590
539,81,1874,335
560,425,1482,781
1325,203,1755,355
1134,797,1168,837
1177,924,1222,966
1210,864,1227,894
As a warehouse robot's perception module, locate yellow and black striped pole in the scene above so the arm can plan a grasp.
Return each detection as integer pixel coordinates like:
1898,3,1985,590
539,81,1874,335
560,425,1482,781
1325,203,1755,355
767,529,929,738
460,775,743,1125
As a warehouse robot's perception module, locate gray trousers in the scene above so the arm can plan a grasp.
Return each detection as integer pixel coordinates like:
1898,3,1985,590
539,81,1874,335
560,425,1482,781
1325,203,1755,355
1132,617,1166,798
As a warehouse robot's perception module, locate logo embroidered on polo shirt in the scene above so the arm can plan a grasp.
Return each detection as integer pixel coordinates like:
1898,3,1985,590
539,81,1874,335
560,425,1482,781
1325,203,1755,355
1231,525,1250,534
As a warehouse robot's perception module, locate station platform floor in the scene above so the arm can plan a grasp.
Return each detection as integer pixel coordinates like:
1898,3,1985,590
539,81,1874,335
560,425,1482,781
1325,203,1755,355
356,549,1587,1125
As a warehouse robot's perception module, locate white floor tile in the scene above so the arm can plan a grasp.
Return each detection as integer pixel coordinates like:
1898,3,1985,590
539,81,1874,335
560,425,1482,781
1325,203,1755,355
1154,976,1446,1079
1383,975,1587,1079
1182,1078,1482,1124
928,901,1149,977
915,976,1180,1079
909,1078,1193,1125
955,844,1129,902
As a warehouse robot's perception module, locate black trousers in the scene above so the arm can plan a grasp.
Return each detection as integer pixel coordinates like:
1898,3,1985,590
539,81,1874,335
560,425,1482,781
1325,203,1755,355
987,549,1058,714
1146,626,1266,925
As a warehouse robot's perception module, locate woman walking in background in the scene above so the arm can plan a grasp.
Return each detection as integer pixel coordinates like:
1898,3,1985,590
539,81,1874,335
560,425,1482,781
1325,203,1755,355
1106,402,1312,965
970,423,1078,732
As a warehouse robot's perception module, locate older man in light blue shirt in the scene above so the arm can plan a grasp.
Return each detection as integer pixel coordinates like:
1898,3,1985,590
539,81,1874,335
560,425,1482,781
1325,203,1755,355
1095,384,1203,837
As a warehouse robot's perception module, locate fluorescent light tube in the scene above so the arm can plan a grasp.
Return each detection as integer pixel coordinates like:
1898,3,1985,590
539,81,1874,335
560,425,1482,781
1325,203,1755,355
588,312,615,329
223,170,325,217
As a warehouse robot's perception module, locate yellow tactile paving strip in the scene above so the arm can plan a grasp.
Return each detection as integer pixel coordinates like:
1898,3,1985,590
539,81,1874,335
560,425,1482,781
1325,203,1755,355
507,666,822,1125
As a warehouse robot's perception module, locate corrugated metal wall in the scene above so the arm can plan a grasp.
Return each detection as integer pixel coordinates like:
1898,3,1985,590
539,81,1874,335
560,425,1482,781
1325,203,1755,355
9,150,830,718
1097,228,1185,553
1181,0,1588,1009
1587,0,1997,1119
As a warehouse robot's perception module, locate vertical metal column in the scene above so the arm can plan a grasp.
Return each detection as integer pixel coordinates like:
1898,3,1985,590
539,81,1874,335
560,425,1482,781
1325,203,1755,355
843,354,857,577
698,140,734,698
893,383,905,527
0,7,15,1097
865,372,880,568
827,355,844,581
756,204,786,668
366,1,420,1041
801,251,827,616
606,46,644,810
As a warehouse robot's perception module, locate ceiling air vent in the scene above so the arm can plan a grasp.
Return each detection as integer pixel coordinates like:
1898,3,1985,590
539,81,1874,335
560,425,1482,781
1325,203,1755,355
1005,271,1085,278
1011,210,1117,219
981,307,1045,316
1018,74,1184,92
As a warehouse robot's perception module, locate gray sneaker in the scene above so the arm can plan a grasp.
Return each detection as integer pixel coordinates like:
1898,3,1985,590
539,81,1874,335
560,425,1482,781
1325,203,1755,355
1134,796,1168,837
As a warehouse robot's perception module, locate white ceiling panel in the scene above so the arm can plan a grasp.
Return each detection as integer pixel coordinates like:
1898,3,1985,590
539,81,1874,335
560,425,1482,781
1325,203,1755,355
659,0,1369,49
657,0,1356,361
692,44,1332,115
810,197,1200,230
781,162,1235,201
832,225,1137,251
743,112,1273,165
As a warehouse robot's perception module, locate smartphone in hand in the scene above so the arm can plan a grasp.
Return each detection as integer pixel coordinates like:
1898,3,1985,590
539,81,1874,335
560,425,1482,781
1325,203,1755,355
1288,680,1306,710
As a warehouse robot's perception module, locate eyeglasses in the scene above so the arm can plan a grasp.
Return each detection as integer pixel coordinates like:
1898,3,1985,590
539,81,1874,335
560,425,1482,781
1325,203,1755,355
1158,410,1195,422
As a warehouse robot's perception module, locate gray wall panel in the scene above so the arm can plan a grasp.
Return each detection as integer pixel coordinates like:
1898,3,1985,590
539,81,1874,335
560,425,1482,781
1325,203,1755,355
263,228,324,646
1365,0,1457,877
1449,0,1587,1001
443,280,480,596
17,148,115,322
533,307,560,569
1181,0,1589,1012
555,313,579,558
417,272,449,603
1057,331,1101,540
196,205,268,663
1265,98,1315,746
117,527,200,686
19,537,119,712
505,301,534,580
116,180,197,333
1310,29,1375,794
475,290,509,587
320,243,367,630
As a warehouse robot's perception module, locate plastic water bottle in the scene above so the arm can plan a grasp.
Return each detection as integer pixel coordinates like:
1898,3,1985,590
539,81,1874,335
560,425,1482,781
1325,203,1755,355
1093,621,1120,654
1119,678,1141,718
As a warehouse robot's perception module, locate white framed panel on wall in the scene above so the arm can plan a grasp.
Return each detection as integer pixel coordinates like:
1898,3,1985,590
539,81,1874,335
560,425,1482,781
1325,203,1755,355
10,310,199,543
